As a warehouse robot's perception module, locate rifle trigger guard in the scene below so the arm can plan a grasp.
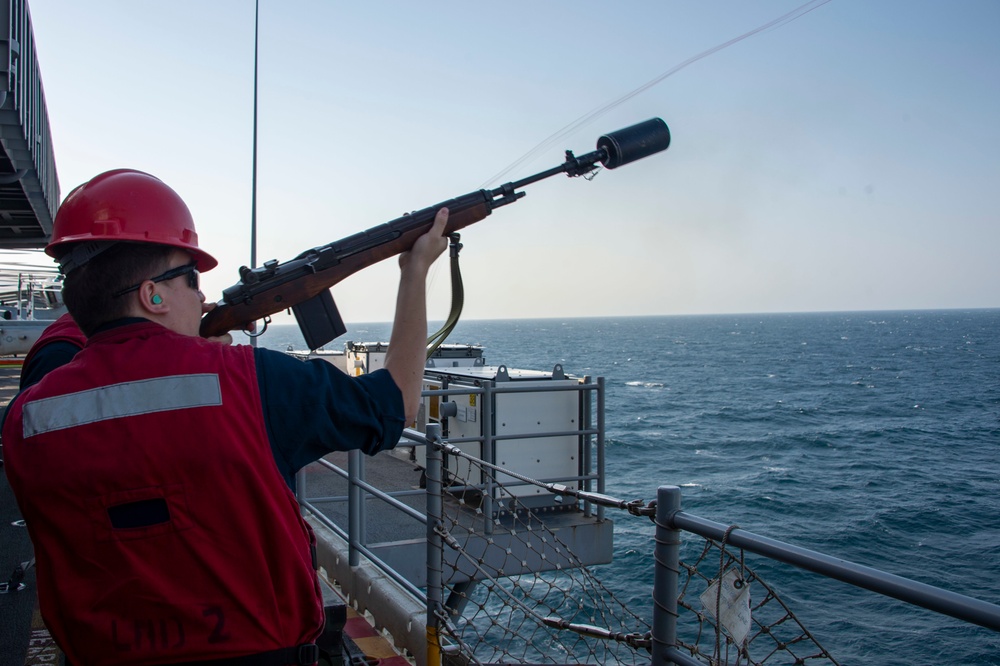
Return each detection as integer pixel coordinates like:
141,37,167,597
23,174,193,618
244,315,270,339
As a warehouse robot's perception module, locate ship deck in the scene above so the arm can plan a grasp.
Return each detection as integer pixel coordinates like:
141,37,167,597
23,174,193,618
0,363,48,666
302,448,614,587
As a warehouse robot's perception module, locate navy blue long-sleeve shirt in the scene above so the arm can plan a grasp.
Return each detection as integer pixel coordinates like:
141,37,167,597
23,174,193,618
254,346,405,486
11,319,405,488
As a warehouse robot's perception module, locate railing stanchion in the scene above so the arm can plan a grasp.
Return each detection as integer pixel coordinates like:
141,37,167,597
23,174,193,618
597,377,606,522
580,375,591,518
482,383,494,532
295,467,307,504
653,485,682,665
426,424,445,666
348,449,362,567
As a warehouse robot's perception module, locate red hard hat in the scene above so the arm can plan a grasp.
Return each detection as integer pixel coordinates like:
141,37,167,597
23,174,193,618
45,169,218,272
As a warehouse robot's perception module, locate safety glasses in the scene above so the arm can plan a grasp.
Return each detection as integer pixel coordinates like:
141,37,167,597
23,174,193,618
114,261,199,297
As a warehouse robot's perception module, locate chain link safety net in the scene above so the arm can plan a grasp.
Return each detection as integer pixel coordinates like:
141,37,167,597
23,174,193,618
675,540,841,666
429,444,839,666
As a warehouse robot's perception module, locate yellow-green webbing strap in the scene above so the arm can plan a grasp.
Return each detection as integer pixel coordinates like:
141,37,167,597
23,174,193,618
427,234,464,359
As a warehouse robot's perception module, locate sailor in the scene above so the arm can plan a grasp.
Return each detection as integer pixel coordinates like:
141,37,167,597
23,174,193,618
1,169,448,665
18,311,87,389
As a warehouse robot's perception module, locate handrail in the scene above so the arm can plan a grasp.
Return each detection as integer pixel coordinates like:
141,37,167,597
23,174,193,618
440,427,600,444
299,412,1000,665
652,485,1000,666
298,374,603,559
311,455,428,523
670,500,1000,631
301,492,427,602
422,382,600,397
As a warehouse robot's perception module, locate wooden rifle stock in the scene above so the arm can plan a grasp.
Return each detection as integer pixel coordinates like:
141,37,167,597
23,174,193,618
199,117,671,346
199,192,492,340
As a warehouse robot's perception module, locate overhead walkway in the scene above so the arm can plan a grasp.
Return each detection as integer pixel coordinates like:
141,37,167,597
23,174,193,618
0,0,60,250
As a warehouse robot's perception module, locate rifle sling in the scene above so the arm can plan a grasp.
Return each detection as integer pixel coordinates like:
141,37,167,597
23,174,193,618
426,234,465,358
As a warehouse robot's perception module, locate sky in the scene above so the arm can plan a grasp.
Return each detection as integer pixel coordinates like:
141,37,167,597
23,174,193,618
16,0,1000,324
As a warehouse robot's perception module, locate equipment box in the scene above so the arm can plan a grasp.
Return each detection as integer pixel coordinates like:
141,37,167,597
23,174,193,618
346,342,485,376
417,364,584,508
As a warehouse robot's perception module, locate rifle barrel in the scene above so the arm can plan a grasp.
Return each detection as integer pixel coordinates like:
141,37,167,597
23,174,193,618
201,117,670,339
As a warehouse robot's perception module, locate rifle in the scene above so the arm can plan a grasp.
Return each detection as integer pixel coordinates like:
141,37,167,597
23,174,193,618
199,117,671,349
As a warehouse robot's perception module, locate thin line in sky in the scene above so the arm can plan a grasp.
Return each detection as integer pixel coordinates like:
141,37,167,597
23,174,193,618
482,0,834,188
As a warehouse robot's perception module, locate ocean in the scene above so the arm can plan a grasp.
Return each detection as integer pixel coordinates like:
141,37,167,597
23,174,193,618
255,309,1000,665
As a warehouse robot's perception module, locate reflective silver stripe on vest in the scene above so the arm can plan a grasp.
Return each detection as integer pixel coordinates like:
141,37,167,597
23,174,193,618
21,374,223,438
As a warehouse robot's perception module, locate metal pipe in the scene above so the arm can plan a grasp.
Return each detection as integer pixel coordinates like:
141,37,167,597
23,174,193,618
348,449,362,567
582,375,593,518
663,647,705,666
652,486,682,665
314,472,428,523
301,498,426,602
249,0,259,347
420,381,599,398
305,487,428,504
294,466,307,505
441,427,599,444
597,376,606,522
670,510,1000,632
481,382,494,533
425,424,444,666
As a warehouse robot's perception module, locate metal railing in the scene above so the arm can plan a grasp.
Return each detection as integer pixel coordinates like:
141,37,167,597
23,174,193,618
297,374,605,594
651,485,1000,666
298,381,1000,666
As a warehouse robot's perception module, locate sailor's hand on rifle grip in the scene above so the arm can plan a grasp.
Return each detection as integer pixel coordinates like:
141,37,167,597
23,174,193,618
200,302,234,344
400,208,449,273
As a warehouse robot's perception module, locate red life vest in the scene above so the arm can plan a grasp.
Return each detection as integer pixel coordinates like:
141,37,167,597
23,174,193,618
21,311,87,367
3,321,323,665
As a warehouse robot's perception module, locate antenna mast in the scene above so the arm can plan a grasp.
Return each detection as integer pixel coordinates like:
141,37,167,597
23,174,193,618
250,0,260,346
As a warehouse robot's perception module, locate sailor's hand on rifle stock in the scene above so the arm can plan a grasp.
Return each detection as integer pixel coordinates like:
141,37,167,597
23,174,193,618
399,208,449,275
200,302,235,345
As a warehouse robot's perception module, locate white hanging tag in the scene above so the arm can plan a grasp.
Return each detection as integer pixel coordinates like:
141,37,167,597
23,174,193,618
699,568,752,644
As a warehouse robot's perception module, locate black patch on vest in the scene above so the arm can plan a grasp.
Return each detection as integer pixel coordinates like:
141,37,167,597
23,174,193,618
107,498,171,529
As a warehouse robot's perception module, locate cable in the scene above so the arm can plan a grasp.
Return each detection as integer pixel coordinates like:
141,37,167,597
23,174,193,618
482,0,834,188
